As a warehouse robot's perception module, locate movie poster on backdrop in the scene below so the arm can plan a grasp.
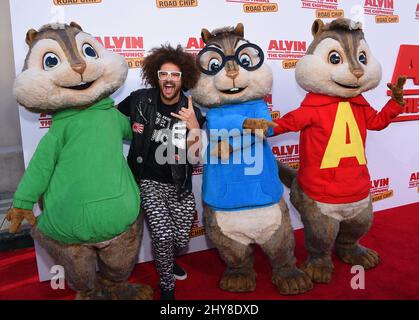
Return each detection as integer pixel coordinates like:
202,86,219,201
8,0,418,281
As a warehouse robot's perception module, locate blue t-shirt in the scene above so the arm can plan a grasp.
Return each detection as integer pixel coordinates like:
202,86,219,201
203,99,283,211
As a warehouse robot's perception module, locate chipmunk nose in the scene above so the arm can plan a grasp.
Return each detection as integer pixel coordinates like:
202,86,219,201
352,68,364,79
226,70,239,80
71,62,86,75
225,60,239,80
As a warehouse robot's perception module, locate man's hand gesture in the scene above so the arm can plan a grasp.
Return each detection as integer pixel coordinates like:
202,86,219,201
171,96,200,130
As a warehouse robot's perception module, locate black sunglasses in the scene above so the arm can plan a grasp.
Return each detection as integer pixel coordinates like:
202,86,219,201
197,42,265,75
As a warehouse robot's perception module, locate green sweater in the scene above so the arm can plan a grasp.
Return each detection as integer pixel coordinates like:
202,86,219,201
13,98,141,244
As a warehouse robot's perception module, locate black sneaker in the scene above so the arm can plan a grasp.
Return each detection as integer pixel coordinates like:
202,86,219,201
161,288,175,301
173,262,187,281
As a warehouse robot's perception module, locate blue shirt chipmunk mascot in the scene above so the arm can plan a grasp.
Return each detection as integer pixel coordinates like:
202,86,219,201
190,23,313,295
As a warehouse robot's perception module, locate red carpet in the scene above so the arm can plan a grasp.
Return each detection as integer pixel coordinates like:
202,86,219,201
1,202,418,300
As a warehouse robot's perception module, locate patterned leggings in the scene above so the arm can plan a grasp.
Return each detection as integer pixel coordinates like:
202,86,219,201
140,179,196,290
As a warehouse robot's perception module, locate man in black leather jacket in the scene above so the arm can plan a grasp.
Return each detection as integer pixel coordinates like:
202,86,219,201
118,44,205,301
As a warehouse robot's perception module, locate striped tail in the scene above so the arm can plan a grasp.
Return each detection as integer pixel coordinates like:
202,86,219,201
277,161,297,189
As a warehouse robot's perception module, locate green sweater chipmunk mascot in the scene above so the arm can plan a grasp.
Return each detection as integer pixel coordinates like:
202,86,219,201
6,22,153,300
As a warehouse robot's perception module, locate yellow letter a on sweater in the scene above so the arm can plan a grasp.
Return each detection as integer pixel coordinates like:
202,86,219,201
320,102,366,169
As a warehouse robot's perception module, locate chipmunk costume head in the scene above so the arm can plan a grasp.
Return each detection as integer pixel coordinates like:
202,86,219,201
191,23,313,295
7,22,153,300
14,22,127,113
273,18,406,284
295,18,382,98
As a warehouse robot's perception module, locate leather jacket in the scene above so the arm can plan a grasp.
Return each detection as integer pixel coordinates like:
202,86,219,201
118,88,205,196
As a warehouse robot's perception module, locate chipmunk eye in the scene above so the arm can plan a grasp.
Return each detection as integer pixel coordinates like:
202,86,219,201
82,43,98,59
239,54,252,68
43,52,61,70
328,51,342,65
208,58,221,72
359,51,367,65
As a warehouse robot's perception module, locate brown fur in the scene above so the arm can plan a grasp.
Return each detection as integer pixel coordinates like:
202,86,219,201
204,205,256,292
307,19,365,76
277,161,296,189
16,22,128,114
5,208,36,234
190,22,273,107
195,23,311,295
201,23,246,74
201,23,245,46
31,215,154,300
204,199,313,295
23,23,84,72
287,177,379,283
278,18,385,283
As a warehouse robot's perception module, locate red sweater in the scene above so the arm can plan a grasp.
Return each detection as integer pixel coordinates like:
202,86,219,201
274,93,403,204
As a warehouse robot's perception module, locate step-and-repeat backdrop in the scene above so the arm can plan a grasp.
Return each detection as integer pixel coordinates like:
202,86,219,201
9,0,419,281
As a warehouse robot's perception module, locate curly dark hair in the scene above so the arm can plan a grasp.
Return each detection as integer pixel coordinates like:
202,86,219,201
141,44,200,90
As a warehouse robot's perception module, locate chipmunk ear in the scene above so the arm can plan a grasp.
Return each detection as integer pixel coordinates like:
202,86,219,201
69,21,83,32
201,28,213,44
25,29,38,46
311,19,324,37
234,23,244,38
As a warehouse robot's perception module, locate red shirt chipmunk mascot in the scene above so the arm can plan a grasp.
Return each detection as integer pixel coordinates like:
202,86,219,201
246,18,406,284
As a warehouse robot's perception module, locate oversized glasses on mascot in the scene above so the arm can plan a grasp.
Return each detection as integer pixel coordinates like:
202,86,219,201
190,23,313,295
